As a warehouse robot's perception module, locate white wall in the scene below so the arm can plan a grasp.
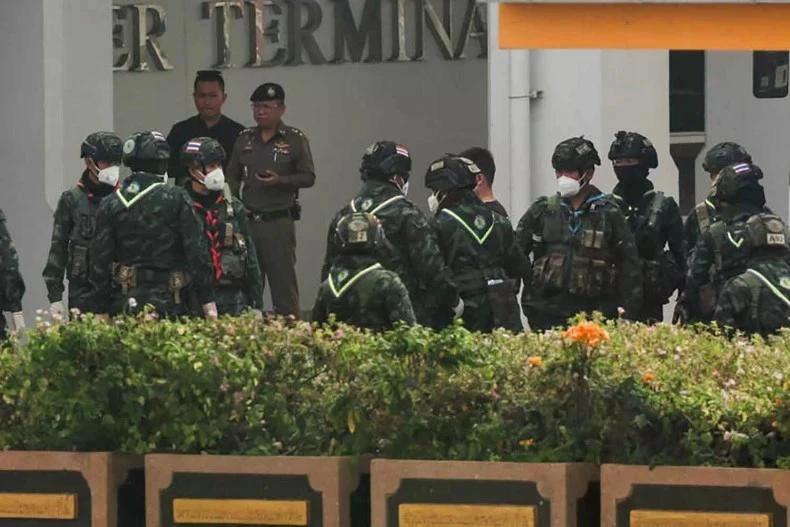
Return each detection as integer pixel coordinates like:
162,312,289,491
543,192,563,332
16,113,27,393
705,51,789,219
0,0,113,322
113,0,488,313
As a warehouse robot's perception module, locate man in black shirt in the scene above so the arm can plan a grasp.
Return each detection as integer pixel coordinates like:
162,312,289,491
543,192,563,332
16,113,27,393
458,147,509,219
166,70,245,185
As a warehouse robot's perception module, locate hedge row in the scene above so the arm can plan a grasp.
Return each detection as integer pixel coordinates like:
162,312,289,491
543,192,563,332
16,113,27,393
0,311,787,468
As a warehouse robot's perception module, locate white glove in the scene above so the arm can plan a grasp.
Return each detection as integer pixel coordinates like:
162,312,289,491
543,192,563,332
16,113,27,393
452,298,465,319
49,301,66,321
11,311,25,331
202,302,218,319
252,309,263,320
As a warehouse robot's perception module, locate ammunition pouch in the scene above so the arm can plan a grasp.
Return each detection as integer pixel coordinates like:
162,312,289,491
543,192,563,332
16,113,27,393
68,244,89,280
219,233,248,285
642,251,682,304
569,256,617,298
113,265,192,305
531,253,566,291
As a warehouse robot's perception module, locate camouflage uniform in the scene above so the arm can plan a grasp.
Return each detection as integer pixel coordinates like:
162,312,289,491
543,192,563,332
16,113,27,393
426,155,528,332
608,131,686,323
685,163,775,321
43,132,123,313
0,210,25,337
676,142,754,323
714,254,790,337
321,141,460,328
516,137,643,330
181,137,264,316
313,212,415,330
89,131,216,317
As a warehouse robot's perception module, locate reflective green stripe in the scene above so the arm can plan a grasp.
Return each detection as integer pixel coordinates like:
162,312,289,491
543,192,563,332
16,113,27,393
745,268,790,309
328,263,382,298
704,199,716,210
116,181,165,209
441,209,495,245
727,231,744,248
350,195,404,214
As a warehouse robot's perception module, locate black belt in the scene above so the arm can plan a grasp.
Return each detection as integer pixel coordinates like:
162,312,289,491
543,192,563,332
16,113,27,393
247,209,291,222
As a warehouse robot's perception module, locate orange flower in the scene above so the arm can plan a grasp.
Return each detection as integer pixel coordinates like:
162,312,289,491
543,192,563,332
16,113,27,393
527,356,542,368
519,438,536,447
561,321,610,348
642,371,655,384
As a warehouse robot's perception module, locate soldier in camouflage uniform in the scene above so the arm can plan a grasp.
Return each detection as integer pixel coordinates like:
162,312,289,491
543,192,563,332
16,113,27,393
685,162,777,321
608,131,685,323
515,137,643,331
313,212,416,330
0,210,25,337
88,130,218,318
714,215,790,337
321,141,463,328
675,142,756,323
181,137,264,317
43,132,123,318
425,155,527,332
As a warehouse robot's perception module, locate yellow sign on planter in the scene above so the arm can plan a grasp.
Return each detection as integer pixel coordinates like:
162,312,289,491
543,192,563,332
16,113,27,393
172,498,308,525
399,503,536,527
631,509,771,527
0,493,77,519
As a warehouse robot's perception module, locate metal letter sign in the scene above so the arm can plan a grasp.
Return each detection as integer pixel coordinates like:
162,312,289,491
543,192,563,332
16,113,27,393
112,0,487,72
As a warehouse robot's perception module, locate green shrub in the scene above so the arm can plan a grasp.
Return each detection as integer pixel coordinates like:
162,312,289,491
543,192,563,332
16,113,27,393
0,311,786,468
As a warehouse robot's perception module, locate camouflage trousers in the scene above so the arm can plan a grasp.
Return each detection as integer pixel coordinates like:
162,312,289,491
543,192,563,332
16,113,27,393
115,285,190,318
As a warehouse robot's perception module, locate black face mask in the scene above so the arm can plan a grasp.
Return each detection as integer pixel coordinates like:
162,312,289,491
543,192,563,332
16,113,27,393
614,165,649,183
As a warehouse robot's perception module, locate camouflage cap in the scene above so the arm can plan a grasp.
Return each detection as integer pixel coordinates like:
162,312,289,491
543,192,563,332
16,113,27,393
335,212,383,254
552,137,601,172
702,142,752,174
180,137,226,168
608,130,658,169
424,155,480,192
80,132,123,164
360,141,412,181
121,130,170,166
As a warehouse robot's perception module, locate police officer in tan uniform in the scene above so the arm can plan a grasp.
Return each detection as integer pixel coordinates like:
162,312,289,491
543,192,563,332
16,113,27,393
226,83,315,317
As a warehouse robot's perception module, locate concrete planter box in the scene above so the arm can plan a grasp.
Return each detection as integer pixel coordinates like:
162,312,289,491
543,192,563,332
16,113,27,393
602,464,790,527
0,451,143,527
371,459,599,527
145,454,370,527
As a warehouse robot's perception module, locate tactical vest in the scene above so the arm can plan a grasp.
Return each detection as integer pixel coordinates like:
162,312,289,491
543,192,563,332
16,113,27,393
216,186,248,286
738,264,790,334
328,263,382,298
348,193,410,281
440,207,501,292
530,194,618,299
614,190,681,302
708,213,788,283
67,187,101,281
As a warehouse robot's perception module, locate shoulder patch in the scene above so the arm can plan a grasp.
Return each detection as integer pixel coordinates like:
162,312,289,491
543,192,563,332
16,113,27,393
780,276,790,289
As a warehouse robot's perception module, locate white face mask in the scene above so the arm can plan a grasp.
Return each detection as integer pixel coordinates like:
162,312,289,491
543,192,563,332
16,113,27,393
203,167,225,191
97,165,120,187
427,193,440,214
557,175,582,198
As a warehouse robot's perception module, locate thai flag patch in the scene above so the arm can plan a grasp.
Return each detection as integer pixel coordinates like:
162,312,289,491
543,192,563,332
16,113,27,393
733,163,751,174
185,141,202,153
395,145,409,158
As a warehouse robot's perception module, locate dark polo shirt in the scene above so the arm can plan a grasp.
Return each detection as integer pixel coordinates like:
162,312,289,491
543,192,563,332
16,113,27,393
166,114,245,185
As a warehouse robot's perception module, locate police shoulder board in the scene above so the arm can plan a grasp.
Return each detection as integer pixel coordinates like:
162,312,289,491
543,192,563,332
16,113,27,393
328,263,382,298
441,208,495,245
350,194,405,215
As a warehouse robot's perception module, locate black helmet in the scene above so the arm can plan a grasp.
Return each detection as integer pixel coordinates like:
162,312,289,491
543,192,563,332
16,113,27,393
607,130,658,169
335,212,384,254
180,137,226,169
424,155,479,192
702,142,752,174
360,141,411,181
552,137,601,172
80,132,123,164
122,130,170,166
711,162,764,203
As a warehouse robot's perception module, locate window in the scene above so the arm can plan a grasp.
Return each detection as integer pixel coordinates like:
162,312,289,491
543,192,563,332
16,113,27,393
753,51,789,99
669,51,705,133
